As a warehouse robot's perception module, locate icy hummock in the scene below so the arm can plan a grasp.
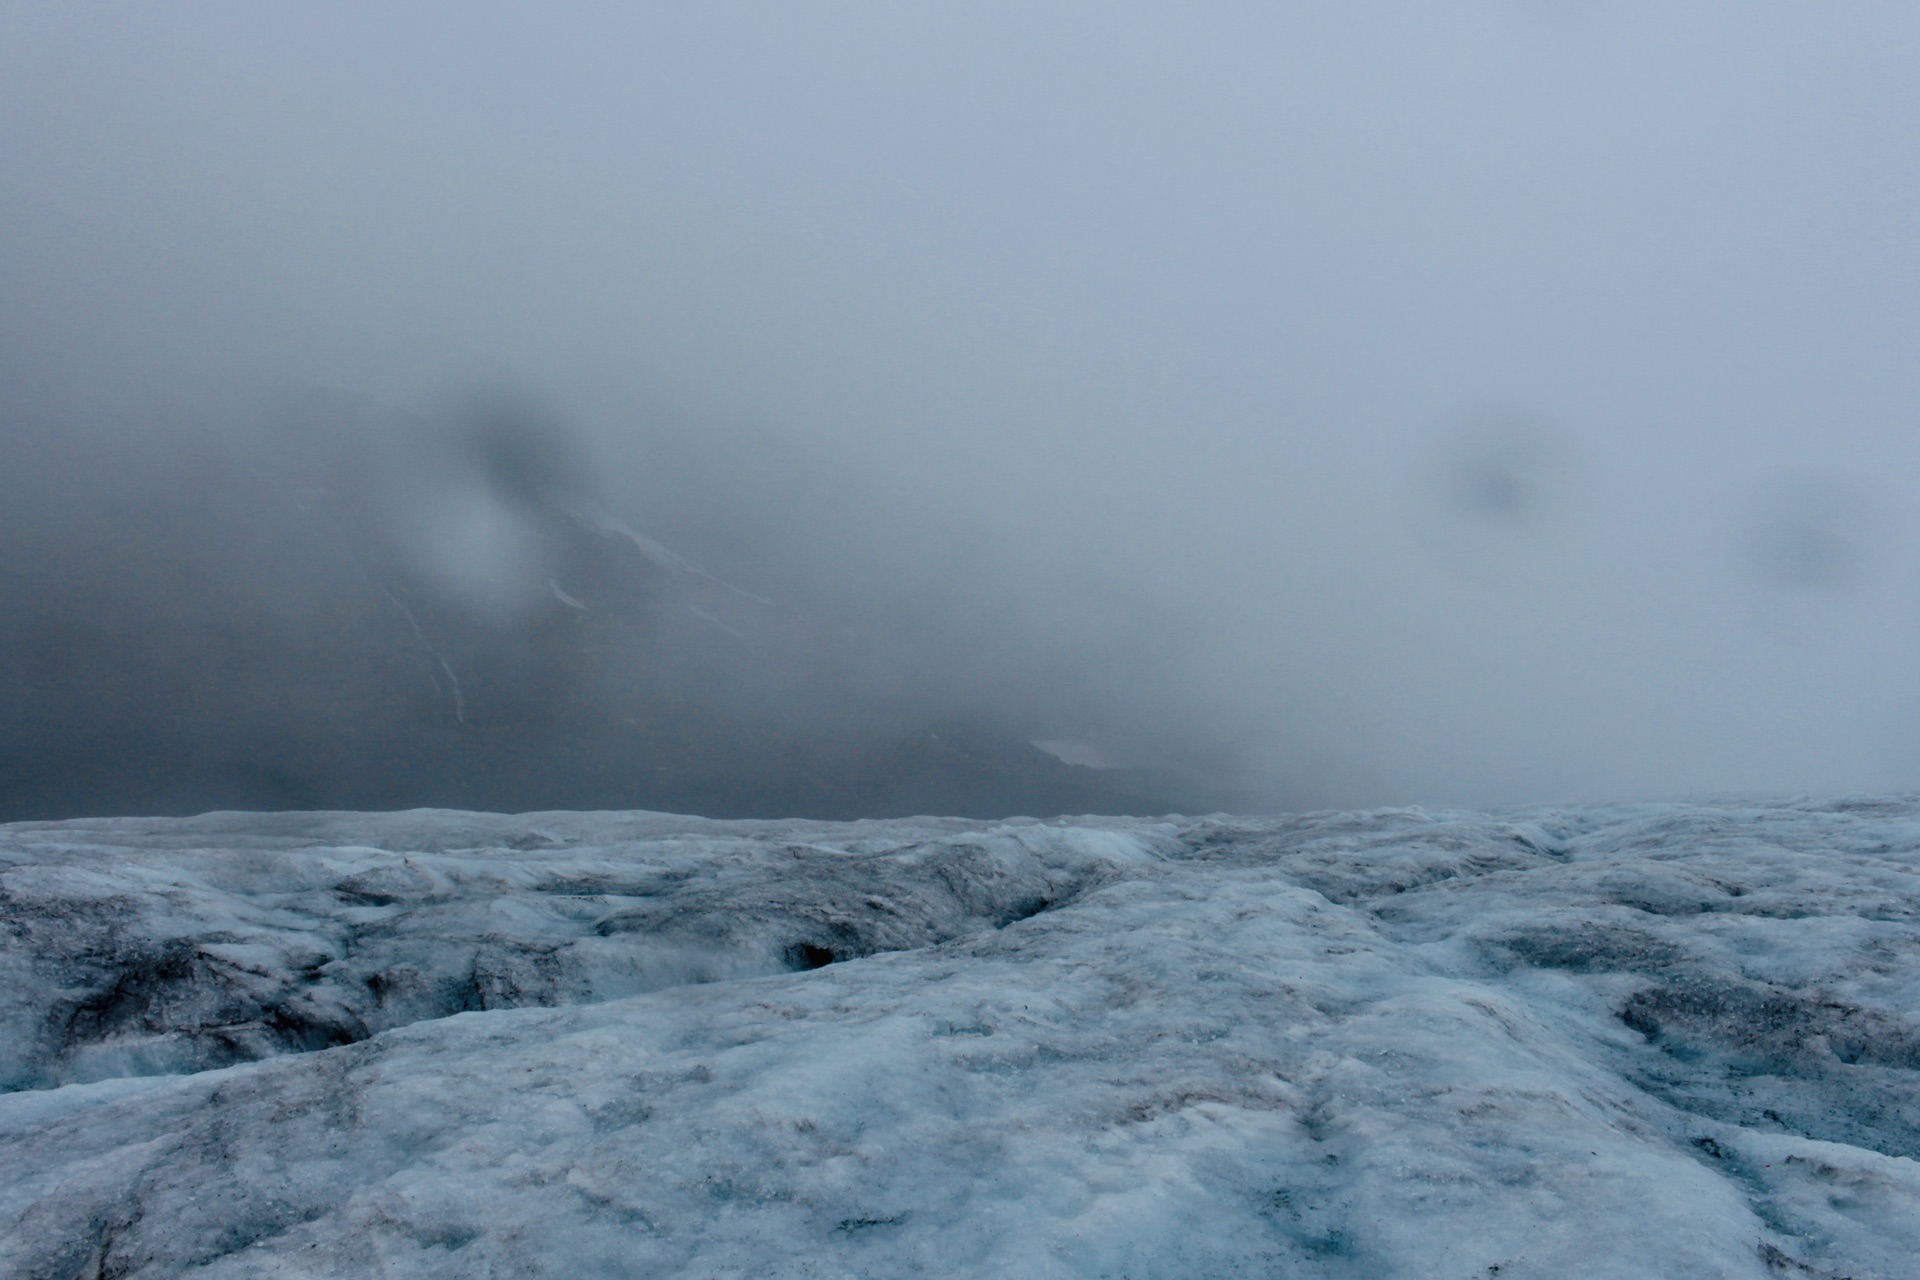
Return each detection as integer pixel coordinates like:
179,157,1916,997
2,800,1918,1278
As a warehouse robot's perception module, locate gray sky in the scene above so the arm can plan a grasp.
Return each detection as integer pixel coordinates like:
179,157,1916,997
4,2,1918,810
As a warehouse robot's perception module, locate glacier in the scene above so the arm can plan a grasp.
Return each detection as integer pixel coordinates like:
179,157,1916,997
2,799,1918,1278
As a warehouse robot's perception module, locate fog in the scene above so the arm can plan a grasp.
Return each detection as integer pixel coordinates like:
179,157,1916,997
2,3,1917,819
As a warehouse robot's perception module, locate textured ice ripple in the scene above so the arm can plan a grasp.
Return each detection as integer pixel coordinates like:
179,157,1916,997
1,798,1918,1278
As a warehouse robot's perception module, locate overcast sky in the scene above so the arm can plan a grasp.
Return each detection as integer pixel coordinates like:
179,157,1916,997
4,2,1918,810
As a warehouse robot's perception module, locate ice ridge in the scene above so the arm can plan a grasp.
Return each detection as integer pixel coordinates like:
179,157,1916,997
1,798,1917,1277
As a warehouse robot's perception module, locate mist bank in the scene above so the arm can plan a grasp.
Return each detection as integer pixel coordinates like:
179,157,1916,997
3,4,1918,815
0,385,1234,822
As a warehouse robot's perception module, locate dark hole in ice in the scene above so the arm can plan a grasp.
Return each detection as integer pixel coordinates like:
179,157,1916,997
997,896,1052,926
786,943,839,970
262,1006,360,1054
64,947,197,1041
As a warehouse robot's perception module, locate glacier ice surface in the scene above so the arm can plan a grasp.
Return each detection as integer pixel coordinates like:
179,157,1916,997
2,799,1918,1277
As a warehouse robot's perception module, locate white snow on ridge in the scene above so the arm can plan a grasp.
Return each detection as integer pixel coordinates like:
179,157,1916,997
2,800,1918,1278
562,498,776,606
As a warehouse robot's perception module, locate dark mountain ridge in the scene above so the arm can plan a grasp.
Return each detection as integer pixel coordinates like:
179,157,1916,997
0,394,1212,821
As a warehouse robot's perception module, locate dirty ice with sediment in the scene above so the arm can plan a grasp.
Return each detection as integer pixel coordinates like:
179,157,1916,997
3,798,1918,1277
